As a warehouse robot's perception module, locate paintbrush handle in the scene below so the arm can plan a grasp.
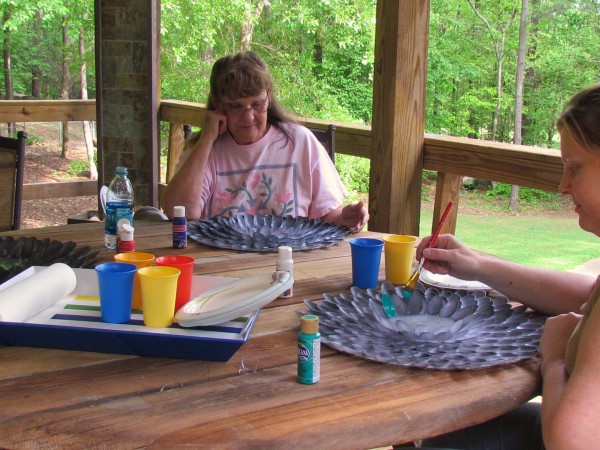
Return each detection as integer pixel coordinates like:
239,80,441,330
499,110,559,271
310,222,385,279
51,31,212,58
403,201,454,296
428,201,453,249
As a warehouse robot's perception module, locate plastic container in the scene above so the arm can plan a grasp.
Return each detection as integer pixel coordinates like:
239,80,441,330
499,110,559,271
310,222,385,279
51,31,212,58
117,223,135,253
172,206,187,249
297,314,320,384
104,167,134,249
276,246,293,298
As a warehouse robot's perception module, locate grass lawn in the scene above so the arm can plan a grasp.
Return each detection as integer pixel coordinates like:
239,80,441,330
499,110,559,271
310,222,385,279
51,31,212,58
419,209,600,271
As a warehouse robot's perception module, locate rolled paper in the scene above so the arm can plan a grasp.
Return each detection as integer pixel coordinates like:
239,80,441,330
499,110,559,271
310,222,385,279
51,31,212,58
0,263,77,322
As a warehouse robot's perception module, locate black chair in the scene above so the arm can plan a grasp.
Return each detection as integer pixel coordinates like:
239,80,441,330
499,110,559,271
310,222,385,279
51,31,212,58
0,131,26,231
309,124,336,163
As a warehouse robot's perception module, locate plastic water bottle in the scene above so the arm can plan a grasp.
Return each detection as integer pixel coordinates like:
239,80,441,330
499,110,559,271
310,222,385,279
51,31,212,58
104,167,134,249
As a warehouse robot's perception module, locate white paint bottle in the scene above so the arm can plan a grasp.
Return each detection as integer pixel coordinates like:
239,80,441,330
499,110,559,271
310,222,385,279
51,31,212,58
276,246,294,298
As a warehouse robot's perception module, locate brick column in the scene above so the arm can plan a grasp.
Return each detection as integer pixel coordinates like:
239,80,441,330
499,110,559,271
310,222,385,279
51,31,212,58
95,0,160,208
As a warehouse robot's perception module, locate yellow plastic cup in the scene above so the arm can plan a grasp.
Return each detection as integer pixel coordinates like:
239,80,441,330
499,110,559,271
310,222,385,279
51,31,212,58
114,252,156,310
137,266,180,328
382,235,417,285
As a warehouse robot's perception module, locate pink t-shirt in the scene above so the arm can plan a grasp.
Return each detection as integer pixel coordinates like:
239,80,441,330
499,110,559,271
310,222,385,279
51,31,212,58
200,123,347,219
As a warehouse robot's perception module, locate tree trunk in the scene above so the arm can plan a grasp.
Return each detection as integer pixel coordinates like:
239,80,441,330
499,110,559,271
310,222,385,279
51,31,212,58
240,0,268,52
510,0,529,211
60,18,71,157
492,58,503,141
31,10,42,98
80,26,98,180
466,1,516,142
3,9,15,135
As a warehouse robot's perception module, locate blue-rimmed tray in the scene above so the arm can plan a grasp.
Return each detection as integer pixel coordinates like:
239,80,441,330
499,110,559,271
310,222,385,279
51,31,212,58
302,281,547,371
188,214,351,252
0,268,258,361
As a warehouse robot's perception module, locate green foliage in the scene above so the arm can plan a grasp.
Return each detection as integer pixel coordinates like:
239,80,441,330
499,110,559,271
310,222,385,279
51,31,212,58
66,159,88,177
1,0,599,207
24,133,43,145
335,154,370,194
484,182,562,206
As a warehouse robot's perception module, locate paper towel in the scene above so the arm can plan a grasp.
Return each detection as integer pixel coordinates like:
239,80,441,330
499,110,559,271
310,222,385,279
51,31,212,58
0,263,77,322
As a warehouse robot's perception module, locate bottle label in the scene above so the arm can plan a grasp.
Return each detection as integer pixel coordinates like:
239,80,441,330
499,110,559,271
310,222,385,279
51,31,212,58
297,335,320,384
105,201,134,235
172,217,187,248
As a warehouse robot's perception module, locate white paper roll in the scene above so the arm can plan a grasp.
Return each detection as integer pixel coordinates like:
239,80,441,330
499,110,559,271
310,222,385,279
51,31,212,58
0,263,77,322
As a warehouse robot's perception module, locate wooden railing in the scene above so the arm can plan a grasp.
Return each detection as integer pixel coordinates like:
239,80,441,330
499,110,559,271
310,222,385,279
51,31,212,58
0,100,98,201
0,99,563,234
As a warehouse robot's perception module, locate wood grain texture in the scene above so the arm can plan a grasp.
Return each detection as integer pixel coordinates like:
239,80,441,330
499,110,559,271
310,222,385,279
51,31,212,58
369,1,430,236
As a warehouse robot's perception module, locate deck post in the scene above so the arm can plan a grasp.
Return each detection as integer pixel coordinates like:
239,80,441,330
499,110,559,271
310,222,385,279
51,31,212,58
369,1,430,235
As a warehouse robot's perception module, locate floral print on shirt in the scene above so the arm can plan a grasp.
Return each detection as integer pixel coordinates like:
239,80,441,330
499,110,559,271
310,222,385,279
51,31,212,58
210,167,296,217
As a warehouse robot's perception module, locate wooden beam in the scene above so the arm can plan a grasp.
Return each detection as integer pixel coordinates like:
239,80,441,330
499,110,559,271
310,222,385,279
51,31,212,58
0,100,96,123
424,134,563,192
369,0,430,235
23,180,98,200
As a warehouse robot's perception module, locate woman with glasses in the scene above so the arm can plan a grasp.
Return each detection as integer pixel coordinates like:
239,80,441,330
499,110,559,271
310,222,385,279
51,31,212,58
161,51,368,232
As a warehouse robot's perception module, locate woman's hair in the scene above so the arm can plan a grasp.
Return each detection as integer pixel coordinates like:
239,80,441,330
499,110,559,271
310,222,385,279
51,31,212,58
557,82,600,150
207,51,296,130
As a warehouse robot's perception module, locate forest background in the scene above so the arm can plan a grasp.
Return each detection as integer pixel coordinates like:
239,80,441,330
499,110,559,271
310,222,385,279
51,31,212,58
1,0,599,268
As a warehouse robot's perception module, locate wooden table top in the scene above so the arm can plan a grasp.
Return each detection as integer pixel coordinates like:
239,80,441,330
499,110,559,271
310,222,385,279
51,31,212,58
0,221,541,449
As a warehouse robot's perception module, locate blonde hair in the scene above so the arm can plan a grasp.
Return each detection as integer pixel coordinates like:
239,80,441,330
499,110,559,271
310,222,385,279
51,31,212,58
557,82,600,150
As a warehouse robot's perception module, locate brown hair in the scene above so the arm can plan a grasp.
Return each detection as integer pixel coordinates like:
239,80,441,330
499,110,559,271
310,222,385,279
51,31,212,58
207,51,296,131
557,82,600,150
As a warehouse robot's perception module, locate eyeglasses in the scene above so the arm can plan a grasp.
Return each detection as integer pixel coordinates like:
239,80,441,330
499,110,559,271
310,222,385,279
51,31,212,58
224,95,270,116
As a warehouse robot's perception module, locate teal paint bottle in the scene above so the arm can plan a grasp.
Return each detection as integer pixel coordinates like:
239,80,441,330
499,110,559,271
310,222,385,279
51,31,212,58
297,314,320,384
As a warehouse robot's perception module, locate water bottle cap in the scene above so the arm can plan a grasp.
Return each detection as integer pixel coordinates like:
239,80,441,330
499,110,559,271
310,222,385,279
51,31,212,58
115,166,128,175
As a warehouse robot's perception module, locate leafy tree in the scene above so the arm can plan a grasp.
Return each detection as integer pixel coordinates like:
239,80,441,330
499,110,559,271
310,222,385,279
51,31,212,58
1,0,599,196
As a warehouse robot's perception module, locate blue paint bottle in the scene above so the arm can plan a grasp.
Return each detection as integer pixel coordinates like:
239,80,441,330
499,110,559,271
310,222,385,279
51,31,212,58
298,314,320,384
172,206,187,249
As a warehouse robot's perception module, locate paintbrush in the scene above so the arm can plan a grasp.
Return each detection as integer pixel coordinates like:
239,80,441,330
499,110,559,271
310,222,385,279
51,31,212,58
402,201,454,298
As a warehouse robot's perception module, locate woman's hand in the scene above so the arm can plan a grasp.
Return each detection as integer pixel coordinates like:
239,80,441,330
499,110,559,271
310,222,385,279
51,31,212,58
540,313,581,375
323,201,369,233
416,233,484,280
340,201,369,233
201,109,228,143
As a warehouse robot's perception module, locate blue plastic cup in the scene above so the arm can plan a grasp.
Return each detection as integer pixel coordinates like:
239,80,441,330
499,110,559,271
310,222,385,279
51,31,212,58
95,262,138,324
349,238,384,289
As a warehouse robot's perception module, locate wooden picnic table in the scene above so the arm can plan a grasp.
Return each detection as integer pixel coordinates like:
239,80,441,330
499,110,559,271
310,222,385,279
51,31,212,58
0,221,541,449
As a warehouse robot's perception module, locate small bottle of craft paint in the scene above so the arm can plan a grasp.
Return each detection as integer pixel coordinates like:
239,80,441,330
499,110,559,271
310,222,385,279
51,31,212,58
276,246,293,298
172,206,187,248
297,314,320,384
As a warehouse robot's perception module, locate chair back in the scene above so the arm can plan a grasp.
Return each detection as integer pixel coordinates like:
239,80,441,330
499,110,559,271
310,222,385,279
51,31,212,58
0,131,26,231
308,124,336,163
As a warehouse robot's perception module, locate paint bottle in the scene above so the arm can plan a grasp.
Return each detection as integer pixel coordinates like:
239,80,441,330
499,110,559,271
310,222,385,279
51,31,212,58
117,223,135,253
173,206,187,248
297,314,320,384
276,246,293,298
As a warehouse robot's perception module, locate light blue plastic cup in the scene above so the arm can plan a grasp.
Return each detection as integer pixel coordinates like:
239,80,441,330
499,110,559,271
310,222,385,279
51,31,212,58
349,238,384,289
95,262,138,324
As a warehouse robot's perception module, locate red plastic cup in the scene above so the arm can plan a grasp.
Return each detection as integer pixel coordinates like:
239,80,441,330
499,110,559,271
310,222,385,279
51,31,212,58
155,255,195,312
